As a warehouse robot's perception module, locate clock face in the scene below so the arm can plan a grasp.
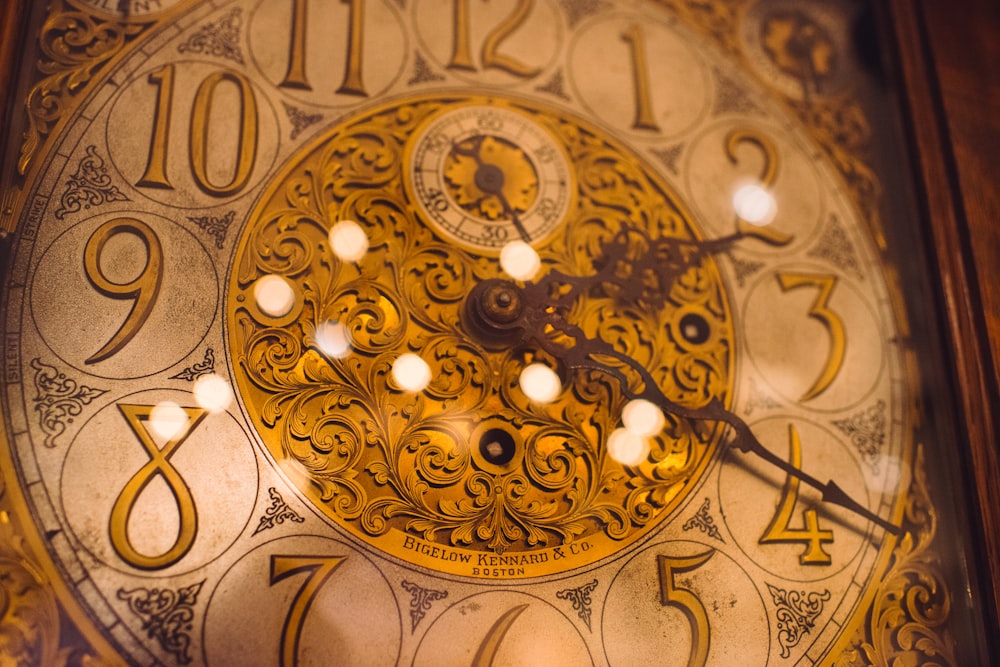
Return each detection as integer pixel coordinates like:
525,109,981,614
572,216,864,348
0,0,976,665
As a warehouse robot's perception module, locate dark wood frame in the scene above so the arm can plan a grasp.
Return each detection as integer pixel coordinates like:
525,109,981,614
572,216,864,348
885,0,1000,645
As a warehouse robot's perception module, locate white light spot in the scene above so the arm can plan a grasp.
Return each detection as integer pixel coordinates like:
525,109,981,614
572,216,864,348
622,399,664,437
607,427,650,466
193,374,232,414
519,363,561,403
329,220,369,263
316,320,351,358
733,183,777,226
500,241,541,281
149,401,189,441
254,274,295,318
392,353,431,392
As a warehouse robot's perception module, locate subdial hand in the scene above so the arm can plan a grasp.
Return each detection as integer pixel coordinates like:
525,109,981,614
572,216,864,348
451,135,532,241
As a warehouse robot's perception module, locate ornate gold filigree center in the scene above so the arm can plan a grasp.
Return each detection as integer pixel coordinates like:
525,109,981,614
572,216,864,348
227,94,733,577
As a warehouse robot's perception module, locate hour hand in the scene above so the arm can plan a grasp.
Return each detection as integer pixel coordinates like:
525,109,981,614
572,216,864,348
528,311,903,537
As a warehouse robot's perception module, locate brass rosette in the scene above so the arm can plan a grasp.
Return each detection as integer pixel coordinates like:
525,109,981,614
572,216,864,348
227,94,734,577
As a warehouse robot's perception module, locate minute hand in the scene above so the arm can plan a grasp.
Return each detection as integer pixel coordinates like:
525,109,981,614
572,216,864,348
526,311,902,537
513,226,902,537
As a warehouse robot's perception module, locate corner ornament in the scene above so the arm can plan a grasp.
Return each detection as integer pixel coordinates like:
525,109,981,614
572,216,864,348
834,445,956,666
18,3,150,175
0,511,61,667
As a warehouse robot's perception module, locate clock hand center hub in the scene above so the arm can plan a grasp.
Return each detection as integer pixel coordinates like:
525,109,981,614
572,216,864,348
463,279,527,347
474,162,505,195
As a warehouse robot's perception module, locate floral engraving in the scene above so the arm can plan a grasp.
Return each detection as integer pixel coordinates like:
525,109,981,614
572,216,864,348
682,498,724,543
725,251,766,288
0,518,62,666
31,358,107,448
188,211,235,250
832,400,886,473
20,10,147,173
535,70,571,101
556,579,599,631
283,102,324,141
808,215,862,279
401,581,448,631
252,487,306,536
177,8,244,64
228,94,733,574
743,377,781,417
54,145,129,219
833,446,956,666
767,583,831,658
650,144,684,175
117,581,204,665
713,69,762,116
170,348,216,382
558,0,611,28
407,51,445,86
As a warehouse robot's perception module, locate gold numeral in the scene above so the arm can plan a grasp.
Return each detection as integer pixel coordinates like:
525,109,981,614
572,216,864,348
84,218,163,364
280,0,367,96
110,404,207,570
724,129,794,246
777,272,846,401
657,550,714,667
189,70,259,196
449,0,539,77
136,64,259,196
270,555,348,667
759,423,834,565
621,24,659,132
136,65,174,189
472,604,529,667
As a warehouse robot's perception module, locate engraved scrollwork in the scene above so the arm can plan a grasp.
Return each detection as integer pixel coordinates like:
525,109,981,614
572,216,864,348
170,348,216,381
117,581,204,665
282,102,323,141
20,6,148,174
556,579,599,631
176,7,244,64
789,96,882,238
0,514,61,667
31,357,107,448
53,145,129,220
767,582,831,658
229,95,732,574
400,581,448,632
252,487,305,536
833,446,956,666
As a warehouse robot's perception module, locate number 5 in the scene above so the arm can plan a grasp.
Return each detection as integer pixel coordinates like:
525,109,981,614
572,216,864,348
657,549,715,667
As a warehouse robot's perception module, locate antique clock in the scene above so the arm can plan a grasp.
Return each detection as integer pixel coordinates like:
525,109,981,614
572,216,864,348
0,0,995,665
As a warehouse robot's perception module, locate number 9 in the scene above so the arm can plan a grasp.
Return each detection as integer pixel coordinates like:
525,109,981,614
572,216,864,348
83,217,163,364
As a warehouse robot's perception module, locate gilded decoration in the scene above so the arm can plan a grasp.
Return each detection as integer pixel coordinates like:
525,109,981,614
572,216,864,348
0,513,61,667
19,2,149,175
833,447,955,666
228,94,732,576
117,581,204,665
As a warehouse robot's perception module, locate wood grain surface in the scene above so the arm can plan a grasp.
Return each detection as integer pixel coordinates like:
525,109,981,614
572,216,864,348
890,0,1000,645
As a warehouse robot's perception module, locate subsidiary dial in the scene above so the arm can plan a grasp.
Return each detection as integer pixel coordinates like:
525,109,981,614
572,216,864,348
407,103,572,250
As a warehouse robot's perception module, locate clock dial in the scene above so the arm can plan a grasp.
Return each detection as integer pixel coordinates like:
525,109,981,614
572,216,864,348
0,0,989,665
227,91,732,579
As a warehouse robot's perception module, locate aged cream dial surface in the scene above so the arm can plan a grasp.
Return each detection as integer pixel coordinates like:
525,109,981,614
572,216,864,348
0,0,964,665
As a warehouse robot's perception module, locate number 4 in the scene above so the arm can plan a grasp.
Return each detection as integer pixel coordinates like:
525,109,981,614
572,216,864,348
759,423,834,565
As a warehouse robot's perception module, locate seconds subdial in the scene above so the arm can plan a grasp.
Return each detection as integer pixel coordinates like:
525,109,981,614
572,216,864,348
407,103,573,250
